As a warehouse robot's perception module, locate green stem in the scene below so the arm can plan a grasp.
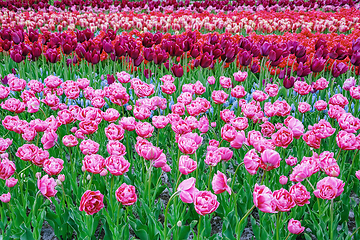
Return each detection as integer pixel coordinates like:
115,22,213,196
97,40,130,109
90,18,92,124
276,212,281,240
87,173,94,189
174,173,182,193
330,199,334,240
236,205,256,240
207,166,212,191
231,162,244,190
306,178,321,215
260,169,267,185
346,150,359,185
163,191,181,240
349,226,360,238
148,164,153,206
284,232,291,240
197,215,202,240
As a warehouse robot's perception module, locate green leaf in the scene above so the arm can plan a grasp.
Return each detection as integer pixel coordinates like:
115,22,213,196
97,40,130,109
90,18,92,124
19,223,35,240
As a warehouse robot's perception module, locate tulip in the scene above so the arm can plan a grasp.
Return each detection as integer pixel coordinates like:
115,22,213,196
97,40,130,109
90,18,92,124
171,64,184,78
311,57,326,73
200,52,213,68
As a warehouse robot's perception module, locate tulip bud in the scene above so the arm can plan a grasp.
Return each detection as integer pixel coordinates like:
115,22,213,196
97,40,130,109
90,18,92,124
86,175,91,180
35,172,42,179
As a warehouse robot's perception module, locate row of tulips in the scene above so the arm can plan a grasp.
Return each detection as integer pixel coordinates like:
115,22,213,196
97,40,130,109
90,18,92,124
2,29,360,83
2,0,359,13
2,8,360,35
0,50,360,239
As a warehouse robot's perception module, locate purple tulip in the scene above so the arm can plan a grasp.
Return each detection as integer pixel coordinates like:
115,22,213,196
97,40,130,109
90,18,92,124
190,44,201,58
200,52,213,68
351,51,360,66
144,48,154,62
107,74,116,85
260,42,272,56
296,63,311,77
332,62,348,78
239,50,253,66
1,39,11,51
283,76,295,89
329,44,347,60
171,63,184,78
28,28,39,43
133,55,143,67
142,32,154,48
311,57,326,73
102,38,113,54
44,48,60,63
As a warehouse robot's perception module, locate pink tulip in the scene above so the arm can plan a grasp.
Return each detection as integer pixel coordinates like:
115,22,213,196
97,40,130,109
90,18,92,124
43,157,64,176
356,170,360,180
177,178,199,204
253,184,276,213
105,155,130,176
212,171,231,195
288,219,305,234
38,175,57,199
179,155,197,175
314,176,345,200
279,176,288,185
260,149,281,171
289,183,311,207
80,139,100,155
0,192,11,203
243,149,261,175
41,130,58,150
83,154,105,174
193,191,220,216
115,183,137,206
273,188,295,212
5,177,18,188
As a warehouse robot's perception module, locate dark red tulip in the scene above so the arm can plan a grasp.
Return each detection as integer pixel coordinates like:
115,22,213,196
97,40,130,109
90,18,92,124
133,55,143,67
144,69,152,79
144,48,154,62
83,29,94,41
171,63,184,77
295,45,306,58
296,62,311,77
283,76,295,89
190,44,201,58
30,42,42,61
329,44,347,60
332,62,348,78
315,38,327,50
85,49,100,65
28,28,39,43
107,74,116,84
153,32,163,45
310,57,326,73
153,48,168,65
114,41,127,57
102,38,113,54
239,50,253,66
66,59,73,67
76,44,87,59
44,48,60,63
182,38,193,52
315,45,328,59
351,51,360,66
0,28,12,41
251,62,260,73
76,30,86,43
129,45,140,60
1,39,11,51
352,38,360,52
200,52,213,68
11,30,24,44
107,29,116,41
10,48,23,63
260,42,272,56
142,32,154,48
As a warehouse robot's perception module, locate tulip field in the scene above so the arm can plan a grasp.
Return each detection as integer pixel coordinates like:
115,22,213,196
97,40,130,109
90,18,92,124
2,1,360,240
